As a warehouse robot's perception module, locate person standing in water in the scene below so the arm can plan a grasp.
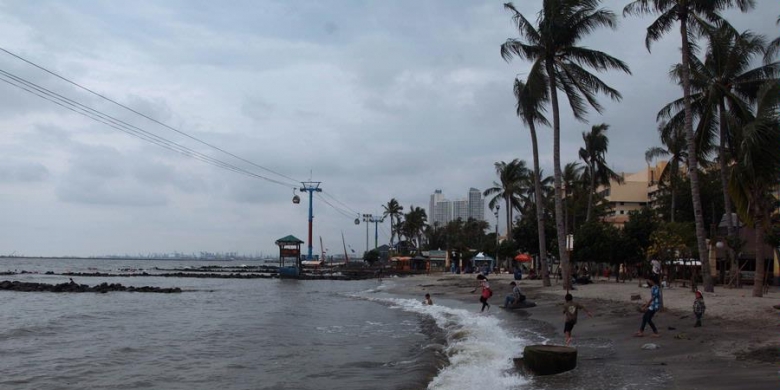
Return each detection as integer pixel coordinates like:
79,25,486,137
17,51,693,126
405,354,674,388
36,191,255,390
475,274,492,312
423,293,433,305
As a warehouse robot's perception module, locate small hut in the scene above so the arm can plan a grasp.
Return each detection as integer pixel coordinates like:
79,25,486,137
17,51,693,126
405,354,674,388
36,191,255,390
275,235,304,276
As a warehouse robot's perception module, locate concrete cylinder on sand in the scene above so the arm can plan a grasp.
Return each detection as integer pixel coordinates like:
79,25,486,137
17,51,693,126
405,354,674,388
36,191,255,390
517,345,577,376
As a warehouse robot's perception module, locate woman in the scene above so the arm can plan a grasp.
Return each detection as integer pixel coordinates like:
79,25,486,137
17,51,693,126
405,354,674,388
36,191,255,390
475,274,492,312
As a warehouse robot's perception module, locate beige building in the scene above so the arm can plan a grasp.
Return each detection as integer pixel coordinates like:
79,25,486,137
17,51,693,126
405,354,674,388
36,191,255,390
598,161,668,227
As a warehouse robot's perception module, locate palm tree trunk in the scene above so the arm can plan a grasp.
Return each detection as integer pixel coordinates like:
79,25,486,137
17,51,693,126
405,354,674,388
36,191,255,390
670,167,676,223
586,161,595,222
546,60,571,291
718,101,738,287
681,17,714,292
752,205,765,297
529,122,551,286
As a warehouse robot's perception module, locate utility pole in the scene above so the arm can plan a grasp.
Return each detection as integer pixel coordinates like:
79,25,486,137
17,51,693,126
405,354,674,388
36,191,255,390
362,213,372,255
300,181,322,260
369,215,385,249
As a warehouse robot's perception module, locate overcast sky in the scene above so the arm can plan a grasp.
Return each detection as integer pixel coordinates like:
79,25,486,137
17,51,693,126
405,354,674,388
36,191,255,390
0,1,776,257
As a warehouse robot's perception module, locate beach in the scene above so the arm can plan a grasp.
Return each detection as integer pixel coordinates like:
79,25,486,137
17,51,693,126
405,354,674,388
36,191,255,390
388,272,780,390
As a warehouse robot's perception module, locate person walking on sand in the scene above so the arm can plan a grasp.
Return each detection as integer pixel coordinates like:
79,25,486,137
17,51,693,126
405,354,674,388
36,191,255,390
423,293,433,305
635,276,661,338
563,293,592,346
693,290,705,327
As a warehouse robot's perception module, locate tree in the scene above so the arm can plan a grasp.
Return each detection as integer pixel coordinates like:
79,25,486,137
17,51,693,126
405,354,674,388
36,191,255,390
363,249,380,266
483,159,529,241
728,82,780,297
645,120,688,222
658,23,779,284
382,198,404,247
502,1,630,290
624,0,755,293
401,206,428,253
562,162,586,233
513,77,552,287
766,15,780,63
579,123,622,222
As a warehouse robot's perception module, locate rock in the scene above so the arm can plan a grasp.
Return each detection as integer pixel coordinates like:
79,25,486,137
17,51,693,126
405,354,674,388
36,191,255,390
641,343,660,350
521,345,577,376
630,293,641,301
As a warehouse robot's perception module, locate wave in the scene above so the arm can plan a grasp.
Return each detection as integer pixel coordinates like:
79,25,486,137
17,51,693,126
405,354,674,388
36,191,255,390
360,293,532,390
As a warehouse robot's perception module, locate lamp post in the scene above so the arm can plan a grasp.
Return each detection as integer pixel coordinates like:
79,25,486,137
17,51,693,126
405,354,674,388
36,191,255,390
566,234,574,289
494,204,500,271
300,181,322,260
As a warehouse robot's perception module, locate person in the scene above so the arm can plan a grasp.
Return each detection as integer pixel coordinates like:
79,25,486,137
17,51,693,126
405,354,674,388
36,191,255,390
693,290,705,327
635,276,661,337
503,281,526,308
563,293,592,346
651,258,661,276
475,274,492,312
423,293,433,305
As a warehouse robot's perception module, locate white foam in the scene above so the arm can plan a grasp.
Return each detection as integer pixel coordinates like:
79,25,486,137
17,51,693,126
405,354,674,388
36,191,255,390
373,297,530,390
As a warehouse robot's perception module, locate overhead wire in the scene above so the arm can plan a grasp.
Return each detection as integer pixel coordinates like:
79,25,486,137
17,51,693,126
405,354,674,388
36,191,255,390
0,49,368,220
0,47,301,185
0,68,298,188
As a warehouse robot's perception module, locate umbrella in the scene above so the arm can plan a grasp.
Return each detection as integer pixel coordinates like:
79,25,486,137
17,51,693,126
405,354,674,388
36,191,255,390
514,254,532,262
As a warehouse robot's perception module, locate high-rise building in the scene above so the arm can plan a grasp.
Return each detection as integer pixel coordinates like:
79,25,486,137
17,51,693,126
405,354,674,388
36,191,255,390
428,188,485,226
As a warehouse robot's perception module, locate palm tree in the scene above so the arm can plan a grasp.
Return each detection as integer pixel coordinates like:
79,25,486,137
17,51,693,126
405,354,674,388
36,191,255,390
513,77,552,287
402,206,428,253
728,82,780,297
624,0,755,293
658,23,778,286
645,121,688,222
502,1,631,290
579,123,623,222
562,161,586,235
766,15,779,63
382,198,404,247
483,159,530,243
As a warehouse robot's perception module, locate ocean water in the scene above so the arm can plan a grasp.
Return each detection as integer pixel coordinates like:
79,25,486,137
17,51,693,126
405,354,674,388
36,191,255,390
0,258,661,390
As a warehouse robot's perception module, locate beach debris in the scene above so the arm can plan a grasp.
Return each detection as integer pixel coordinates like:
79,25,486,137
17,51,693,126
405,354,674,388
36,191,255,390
630,293,641,301
520,345,577,376
641,343,660,350
674,333,690,340
772,304,780,310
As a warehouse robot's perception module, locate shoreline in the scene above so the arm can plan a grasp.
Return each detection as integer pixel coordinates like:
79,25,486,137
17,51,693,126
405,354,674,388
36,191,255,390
389,272,779,389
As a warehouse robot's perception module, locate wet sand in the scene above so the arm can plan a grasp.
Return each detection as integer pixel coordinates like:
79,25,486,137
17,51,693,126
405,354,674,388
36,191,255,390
390,272,780,389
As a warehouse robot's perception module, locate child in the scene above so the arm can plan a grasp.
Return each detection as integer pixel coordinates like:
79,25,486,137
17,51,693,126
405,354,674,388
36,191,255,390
693,290,705,327
475,274,492,312
563,293,592,346
635,276,661,337
423,293,433,305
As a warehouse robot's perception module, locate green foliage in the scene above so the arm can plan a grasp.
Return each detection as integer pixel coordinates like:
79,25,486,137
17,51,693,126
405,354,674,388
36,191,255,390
622,207,660,256
647,222,697,262
363,249,380,265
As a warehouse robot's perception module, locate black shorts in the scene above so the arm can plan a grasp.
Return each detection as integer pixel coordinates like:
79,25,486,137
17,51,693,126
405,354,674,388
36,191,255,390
564,320,577,333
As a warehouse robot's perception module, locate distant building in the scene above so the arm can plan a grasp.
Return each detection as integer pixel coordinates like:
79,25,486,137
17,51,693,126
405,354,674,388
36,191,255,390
428,188,485,226
598,160,668,227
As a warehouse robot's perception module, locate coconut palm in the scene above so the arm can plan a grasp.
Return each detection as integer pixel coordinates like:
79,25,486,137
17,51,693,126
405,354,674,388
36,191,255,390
401,206,427,253
624,0,755,293
562,161,586,234
513,77,552,287
483,159,530,242
502,1,631,290
728,82,780,297
382,198,404,247
579,123,623,222
766,15,779,63
645,121,688,222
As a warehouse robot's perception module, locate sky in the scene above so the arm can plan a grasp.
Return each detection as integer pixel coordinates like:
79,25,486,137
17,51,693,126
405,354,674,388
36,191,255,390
0,0,776,257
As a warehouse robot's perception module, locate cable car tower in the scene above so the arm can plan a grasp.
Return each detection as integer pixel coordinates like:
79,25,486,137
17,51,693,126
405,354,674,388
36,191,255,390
299,181,322,260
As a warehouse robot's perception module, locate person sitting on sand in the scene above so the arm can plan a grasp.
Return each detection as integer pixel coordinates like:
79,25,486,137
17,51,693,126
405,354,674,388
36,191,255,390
693,290,705,327
635,276,661,338
563,293,592,346
423,293,433,305
503,281,526,308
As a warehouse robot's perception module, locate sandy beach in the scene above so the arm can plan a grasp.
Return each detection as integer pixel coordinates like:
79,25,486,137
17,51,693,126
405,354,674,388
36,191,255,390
389,272,780,390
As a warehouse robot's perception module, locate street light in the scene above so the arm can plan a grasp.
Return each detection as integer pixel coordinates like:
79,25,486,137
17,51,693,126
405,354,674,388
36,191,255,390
566,234,574,287
494,204,500,271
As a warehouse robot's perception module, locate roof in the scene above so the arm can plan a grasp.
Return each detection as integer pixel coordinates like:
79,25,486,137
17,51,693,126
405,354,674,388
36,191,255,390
275,235,305,245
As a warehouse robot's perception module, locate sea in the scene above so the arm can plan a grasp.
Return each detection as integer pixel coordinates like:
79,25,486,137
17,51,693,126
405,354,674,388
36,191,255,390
0,258,665,390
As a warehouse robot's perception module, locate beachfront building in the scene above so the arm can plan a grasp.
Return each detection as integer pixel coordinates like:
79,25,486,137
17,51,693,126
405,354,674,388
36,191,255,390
428,188,485,226
597,161,668,227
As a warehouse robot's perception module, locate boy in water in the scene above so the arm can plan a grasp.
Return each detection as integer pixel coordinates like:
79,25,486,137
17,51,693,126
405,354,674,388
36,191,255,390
423,293,433,305
693,290,705,327
563,293,592,346
475,274,491,312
